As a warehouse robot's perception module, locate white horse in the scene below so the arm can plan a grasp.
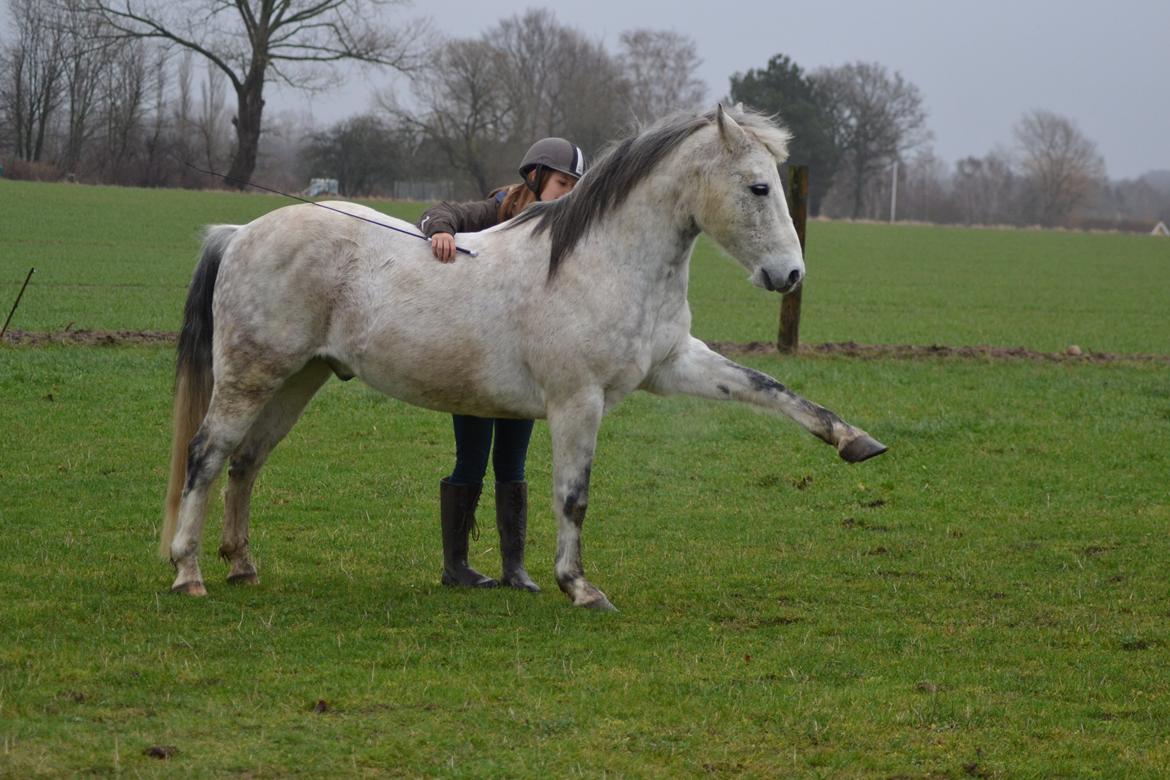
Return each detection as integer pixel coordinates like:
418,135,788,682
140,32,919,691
162,105,886,609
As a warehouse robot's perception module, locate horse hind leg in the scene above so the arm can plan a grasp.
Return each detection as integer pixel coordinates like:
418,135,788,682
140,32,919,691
170,371,292,595
219,359,332,585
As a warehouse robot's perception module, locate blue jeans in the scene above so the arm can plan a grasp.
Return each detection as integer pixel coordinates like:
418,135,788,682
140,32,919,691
448,415,535,485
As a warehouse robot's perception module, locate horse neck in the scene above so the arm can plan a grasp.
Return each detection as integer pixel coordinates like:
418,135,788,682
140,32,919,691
582,169,701,293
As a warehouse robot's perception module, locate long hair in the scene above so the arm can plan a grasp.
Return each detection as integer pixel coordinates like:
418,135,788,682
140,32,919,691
161,225,237,559
491,168,553,222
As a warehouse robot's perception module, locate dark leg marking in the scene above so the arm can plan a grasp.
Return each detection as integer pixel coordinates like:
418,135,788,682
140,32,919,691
227,450,257,480
731,362,844,442
184,430,209,491
561,465,592,524
716,384,730,396
566,504,587,529
733,363,789,394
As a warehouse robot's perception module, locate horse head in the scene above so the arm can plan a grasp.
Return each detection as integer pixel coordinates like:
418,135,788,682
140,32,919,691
691,105,805,294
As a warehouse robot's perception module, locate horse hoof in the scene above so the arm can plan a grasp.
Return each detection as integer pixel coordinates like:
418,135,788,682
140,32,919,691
840,434,888,463
583,595,618,612
171,581,207,596
227,572,260,586
578,591,618,612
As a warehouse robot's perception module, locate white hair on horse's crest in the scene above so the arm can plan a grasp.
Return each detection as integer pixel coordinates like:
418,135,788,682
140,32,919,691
730,107,793,161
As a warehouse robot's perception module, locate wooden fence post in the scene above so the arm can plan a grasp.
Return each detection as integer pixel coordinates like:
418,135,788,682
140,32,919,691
777,165,808,354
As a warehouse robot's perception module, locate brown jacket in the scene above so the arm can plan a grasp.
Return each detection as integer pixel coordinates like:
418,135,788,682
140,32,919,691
417,191,507,238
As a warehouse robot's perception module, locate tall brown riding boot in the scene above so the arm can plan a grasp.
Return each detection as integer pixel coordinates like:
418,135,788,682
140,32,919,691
440,479,497,588
496,480,540,592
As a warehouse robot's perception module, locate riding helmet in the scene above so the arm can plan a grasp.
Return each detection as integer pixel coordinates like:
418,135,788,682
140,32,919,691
519,138,586,193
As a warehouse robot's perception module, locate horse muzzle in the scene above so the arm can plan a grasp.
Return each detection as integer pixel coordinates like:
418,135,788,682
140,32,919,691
756,266,804,294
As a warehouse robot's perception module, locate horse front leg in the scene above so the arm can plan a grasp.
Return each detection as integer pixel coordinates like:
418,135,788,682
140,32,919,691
645,337,888,462
546,391,616,611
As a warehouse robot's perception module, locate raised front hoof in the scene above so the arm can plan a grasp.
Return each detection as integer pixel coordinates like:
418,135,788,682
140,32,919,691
441,568,499,588
171,580,207,596
839,434,889,463
501,570,541,593
227,571,260,586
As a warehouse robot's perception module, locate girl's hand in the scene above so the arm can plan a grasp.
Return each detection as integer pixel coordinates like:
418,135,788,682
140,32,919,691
430,233,456,262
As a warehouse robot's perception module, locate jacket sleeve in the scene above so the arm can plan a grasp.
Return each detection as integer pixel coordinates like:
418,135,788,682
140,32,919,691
418,197,500,237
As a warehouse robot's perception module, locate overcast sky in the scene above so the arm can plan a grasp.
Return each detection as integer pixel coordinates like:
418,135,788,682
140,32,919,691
267,0,1170,180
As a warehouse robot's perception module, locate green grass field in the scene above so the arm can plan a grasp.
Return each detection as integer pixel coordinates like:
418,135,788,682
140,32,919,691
1,180,1169,777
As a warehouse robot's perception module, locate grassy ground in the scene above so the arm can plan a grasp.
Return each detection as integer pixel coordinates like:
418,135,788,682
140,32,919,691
2,180,1169,777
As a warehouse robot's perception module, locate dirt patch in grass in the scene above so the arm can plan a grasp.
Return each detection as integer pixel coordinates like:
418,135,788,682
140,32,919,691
708,339,1170,364
3,328,176,346
6,330,1170,365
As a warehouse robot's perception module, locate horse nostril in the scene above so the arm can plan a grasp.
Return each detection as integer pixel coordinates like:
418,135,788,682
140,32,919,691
787,269,802,288
760,268,776,291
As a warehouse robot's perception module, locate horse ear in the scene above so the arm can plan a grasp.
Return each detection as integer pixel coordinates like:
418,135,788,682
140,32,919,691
716,103,748,149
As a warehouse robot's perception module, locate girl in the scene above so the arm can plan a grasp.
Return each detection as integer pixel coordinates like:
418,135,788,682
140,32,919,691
418,137,586,591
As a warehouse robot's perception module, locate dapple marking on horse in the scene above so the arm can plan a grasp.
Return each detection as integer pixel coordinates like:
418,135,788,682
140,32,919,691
161,105,887,608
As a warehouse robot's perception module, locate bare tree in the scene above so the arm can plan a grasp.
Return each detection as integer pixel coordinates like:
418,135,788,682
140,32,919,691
618,29,705,125
303,113,402,196
252,108,312,191
814,62,930,218
58,0,120,175
1,0,66,162
396,10,628,196
897,149,954,224
83,0,427,187
487,9,627,152
542,23,628,153
1014,109,1105,226
395,37,511,196
140,45,171,185
952,151,1019,225
487,9,562,147
95,37,151,182
196,57,229,174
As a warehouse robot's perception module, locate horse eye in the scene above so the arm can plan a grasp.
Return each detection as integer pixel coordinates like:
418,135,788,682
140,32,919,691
749,183,770,196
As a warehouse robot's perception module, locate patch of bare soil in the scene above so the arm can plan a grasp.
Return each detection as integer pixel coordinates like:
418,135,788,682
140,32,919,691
2,328,176,346
4,330,1168,365
706,340,1170,365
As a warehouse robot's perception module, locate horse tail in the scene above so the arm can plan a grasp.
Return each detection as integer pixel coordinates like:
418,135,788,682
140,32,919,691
161,225,237,560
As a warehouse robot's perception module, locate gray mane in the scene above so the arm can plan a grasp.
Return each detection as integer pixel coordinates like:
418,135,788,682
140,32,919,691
509,110,708,279
511,107,791,280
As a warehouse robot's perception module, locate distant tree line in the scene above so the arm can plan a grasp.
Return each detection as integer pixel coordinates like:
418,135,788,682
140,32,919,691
2,2,1166,229
729,54,1169,229
0,3,706,198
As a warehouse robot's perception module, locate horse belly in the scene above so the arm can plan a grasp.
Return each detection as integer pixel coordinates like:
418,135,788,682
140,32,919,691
329,245,549,418
344,325,545,419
